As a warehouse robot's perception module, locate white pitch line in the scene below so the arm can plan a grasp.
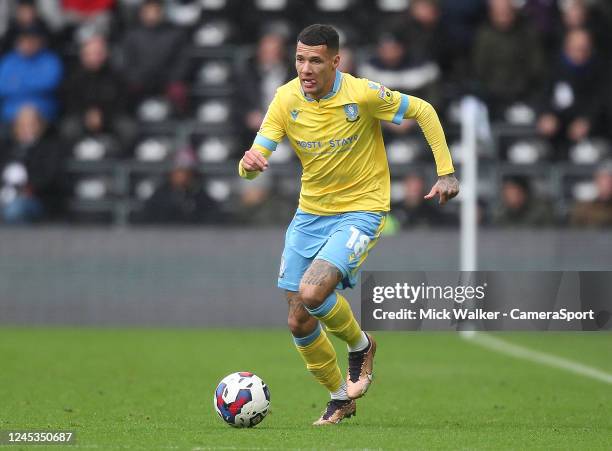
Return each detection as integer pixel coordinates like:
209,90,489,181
461,332,612,385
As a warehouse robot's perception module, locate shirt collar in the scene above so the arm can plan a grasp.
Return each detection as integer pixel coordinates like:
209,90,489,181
301,70,343,102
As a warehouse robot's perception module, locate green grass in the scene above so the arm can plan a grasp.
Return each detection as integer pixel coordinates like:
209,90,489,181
0,329,611,450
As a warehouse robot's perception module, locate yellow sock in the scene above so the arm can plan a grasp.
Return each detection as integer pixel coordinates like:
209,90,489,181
293,323,343,392
307,292,363,349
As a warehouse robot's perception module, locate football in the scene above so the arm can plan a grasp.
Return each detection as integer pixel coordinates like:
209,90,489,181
213,372,271,428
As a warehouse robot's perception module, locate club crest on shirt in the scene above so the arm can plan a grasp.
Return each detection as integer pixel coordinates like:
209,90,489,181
290,109,300,121
343,103,360,122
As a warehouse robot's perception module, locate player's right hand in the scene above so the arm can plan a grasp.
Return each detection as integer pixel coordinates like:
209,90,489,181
241,148,269,172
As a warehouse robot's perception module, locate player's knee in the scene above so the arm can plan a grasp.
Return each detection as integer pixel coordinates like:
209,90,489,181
287,314,304,335
298,285,326,309
287,308,313,336
286,291,312,335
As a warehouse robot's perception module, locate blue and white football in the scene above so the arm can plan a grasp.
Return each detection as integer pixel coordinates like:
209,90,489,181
214,372,270,428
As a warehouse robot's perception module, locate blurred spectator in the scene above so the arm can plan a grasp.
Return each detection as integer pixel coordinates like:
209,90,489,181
304,0,367,46
472,0,545,122
395,0,451,78
358,31,441,105
1,0,53,54
165,0,203,27
392,173,457,228
60,33,134,153
439,0,487,81
359,30,442,135
62,0,115,17
522,0,560,51
0,25,63,124
236,32,292,142
570,161,612,227
56,0,117,44
140,148,222,224
0,105,65,223
536,28,607,157
238,1,302,45
118,0,189,114
232,177,295,226
493,176,555,226
557,0,612,59
337,47,356,75
0,1,8,38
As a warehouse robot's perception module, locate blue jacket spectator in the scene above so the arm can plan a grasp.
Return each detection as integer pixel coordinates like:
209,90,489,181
0,26,62,123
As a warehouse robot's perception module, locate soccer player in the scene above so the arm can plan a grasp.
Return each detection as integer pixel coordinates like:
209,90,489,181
239,24,459,425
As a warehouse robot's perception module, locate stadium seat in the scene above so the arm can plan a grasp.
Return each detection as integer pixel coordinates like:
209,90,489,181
254,0,288,11
504,103,537,126
201,0,228,11
198,0,244,30
196,99,231,123
134,137,173,162
560,166,600,203
237,1,299,43
569,139,610,165
167,0,202,27
507,140,549,164
316,0,352,11
207,179,232,201
75,178,110,200
386,139,421,164
267,141,293,163
73,138,112,161
193,20,233,46
571,180,598,202
197,136,232,162
390,180,404,203
134,177,158,200
375,0,409,12
137,98,172,122
196,60,232,86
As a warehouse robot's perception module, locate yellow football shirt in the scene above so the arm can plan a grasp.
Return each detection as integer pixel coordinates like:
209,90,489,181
239,70,454,215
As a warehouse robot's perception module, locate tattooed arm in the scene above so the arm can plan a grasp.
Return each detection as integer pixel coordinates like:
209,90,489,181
402,96,459,205
424,173,460,205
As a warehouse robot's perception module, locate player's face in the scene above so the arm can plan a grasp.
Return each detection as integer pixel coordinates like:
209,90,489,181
295,41,340,100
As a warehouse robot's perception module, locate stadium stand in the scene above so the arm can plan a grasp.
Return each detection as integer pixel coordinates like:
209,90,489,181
1,0,611,226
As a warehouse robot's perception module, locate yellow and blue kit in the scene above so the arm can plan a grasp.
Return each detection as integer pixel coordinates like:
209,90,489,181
238,70,454,291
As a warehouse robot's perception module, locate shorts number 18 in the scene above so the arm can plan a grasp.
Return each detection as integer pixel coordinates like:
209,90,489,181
345,226,370,258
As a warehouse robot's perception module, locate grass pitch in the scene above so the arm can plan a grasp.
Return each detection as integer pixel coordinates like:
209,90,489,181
0,329,611,450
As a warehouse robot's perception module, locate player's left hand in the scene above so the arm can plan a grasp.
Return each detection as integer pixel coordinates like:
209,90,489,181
424,174,460,205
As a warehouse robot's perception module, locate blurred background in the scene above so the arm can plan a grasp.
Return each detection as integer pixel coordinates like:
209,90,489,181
1,0,612,326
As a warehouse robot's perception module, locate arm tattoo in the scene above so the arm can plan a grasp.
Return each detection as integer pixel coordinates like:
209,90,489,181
301,260,342,287
438,174,459,192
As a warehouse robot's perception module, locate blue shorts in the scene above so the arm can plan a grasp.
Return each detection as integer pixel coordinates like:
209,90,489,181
278,209,386,291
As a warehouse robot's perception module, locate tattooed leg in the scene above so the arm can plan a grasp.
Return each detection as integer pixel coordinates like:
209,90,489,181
286,291,318,337
299,259,342,310
286,291,344,395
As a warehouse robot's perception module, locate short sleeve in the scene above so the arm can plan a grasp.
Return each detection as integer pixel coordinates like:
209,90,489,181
252,89,286,153
362,80,410,125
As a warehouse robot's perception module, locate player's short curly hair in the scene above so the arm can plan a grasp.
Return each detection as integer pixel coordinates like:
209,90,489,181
297,24,339,53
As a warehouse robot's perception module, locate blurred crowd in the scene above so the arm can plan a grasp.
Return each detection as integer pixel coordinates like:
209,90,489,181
1,0,612,227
